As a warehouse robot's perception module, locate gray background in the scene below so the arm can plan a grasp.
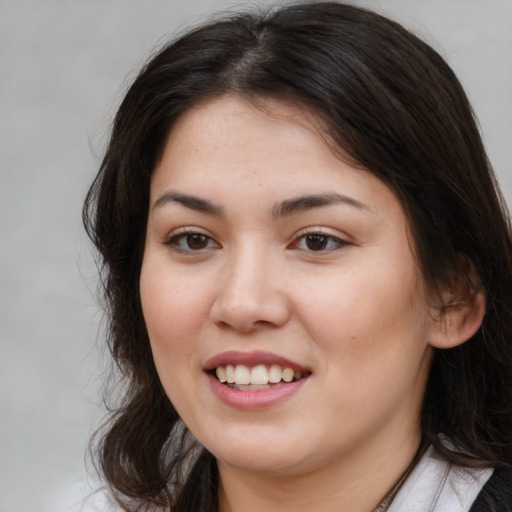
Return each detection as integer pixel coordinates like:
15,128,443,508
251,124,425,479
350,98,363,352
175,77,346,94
1,1,510,511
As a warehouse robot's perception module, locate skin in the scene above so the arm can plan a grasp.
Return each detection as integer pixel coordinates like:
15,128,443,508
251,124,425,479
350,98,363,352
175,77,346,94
140,95,480,511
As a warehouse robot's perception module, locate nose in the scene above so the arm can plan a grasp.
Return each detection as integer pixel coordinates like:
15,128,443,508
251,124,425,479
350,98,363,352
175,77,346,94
209,246,291,333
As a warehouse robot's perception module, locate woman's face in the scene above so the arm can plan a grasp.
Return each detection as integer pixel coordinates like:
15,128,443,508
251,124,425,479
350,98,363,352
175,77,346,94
140,95,435,478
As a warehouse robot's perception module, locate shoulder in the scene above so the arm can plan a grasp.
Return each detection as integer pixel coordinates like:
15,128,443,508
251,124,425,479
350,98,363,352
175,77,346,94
71,487,167,512
470,465,512,512
389,445,495,512
65,485,124,512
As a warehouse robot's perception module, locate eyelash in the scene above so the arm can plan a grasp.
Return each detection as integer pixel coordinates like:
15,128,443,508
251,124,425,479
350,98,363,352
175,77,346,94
290,232,349,252
163,229,220,253
163,229,349,254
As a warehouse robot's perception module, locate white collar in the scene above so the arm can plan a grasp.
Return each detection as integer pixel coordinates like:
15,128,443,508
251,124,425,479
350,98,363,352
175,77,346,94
388,445,494,512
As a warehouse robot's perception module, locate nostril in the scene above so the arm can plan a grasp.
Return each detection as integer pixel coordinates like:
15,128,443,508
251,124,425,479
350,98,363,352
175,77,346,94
254,319,276,328
210,290,291,332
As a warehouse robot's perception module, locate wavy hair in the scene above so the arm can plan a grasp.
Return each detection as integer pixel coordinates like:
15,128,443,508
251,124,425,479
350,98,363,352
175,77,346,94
83,2,512,510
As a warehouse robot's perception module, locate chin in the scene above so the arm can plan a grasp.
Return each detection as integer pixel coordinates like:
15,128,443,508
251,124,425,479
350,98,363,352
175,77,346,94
216,449,307,476
198,427,309,475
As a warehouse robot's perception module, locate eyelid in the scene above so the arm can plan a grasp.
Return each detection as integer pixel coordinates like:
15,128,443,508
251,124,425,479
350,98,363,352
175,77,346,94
162,225,208,241
291,226,350,241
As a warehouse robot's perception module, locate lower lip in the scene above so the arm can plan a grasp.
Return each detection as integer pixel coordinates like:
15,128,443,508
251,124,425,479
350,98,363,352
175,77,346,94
207,373,308,410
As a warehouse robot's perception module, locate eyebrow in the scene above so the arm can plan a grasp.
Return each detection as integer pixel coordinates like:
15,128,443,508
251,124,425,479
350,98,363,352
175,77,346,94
271,192,369,218
152,190,368,218
153,191,223,216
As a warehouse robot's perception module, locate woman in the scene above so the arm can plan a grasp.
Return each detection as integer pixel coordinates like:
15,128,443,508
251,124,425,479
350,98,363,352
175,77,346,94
83,2,512,511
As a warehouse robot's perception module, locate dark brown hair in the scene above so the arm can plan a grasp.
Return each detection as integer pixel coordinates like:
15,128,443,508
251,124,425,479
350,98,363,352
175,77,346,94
83,2,512,510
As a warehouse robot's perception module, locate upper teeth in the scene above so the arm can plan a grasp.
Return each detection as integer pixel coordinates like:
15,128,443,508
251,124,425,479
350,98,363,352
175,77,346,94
215,364,303,386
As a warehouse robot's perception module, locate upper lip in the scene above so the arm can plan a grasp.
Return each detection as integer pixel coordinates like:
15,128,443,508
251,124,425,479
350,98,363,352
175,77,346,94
204,350,309,372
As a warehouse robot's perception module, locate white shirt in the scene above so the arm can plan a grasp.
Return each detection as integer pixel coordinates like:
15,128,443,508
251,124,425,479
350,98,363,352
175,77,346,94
389,445,494,511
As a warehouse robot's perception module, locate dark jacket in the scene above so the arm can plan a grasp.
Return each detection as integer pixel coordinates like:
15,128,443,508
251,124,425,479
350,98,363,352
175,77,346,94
470,466,512,512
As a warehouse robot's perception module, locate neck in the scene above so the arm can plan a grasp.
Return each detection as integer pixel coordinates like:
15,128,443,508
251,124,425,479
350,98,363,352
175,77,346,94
217,429,423,512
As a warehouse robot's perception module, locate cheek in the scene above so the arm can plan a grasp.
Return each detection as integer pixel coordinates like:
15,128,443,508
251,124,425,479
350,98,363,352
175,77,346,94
139,261,208,370
297,266,432,425
139,263,212,418
295,259,429,360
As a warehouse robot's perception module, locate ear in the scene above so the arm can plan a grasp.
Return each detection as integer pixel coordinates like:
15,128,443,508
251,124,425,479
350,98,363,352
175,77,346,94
429,285,486,349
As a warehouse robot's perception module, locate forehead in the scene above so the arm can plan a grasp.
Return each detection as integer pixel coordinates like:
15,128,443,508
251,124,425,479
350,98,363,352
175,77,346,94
153,95,367,196
162,95,331,162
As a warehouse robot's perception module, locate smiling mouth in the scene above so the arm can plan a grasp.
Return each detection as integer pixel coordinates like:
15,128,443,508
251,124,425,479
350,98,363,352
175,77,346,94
213,363,311,390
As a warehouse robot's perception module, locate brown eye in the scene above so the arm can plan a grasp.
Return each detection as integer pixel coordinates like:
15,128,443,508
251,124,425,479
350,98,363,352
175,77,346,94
291,232,348,252
186,233,209,250
164,231,219,253
305,234,328,251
